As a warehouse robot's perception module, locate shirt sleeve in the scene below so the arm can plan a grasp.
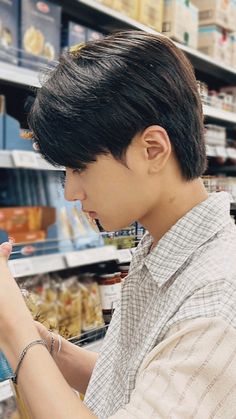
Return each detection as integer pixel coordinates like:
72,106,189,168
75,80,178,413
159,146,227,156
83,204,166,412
108,316,236,419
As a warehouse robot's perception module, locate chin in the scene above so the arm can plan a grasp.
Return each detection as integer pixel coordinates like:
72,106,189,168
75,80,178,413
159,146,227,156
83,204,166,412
98,217,131,232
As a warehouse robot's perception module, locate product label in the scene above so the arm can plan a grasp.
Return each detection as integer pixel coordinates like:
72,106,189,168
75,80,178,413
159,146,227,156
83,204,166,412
0,0,19,64
99,283,121,311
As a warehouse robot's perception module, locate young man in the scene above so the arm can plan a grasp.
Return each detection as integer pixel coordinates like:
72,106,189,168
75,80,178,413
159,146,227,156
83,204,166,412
0,31,236,418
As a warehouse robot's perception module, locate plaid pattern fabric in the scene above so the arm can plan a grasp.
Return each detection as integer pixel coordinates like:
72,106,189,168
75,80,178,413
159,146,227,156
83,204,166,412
84,192,236,418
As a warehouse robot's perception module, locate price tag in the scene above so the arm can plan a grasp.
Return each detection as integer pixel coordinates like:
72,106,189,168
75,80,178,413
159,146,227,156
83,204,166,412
12,150,39,169
65,246,117,268
116,249,132,263
0,381,13,403
215,146,227,158
9,258,34,278
206,145,216,157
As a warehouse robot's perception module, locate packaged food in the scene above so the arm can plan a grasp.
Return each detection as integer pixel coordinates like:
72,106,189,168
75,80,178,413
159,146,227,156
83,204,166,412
192,0,233,31
113,0,140,20
0,206,55,234
86,29,104,41
20,0,61,69
98,272,122,324
198,25,231,66
79,274,104,331
162,0,198,49
0,0,19,64
139,0,163,32
0,381,22,419
62,21,87,52
58,277,82,339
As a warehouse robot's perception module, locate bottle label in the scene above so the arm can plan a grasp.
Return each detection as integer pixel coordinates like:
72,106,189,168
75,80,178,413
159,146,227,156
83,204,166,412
99,283,121,311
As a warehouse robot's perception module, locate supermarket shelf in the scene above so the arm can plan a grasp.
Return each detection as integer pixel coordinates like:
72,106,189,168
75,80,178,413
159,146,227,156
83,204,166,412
66,0,236,83
0,61,41,88
1,0,236,87
0,150,62,170
207,165,236,175
8,245,133,278
203,105,236,125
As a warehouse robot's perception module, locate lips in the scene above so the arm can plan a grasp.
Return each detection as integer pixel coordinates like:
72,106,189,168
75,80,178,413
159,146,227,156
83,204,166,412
88,211,98,219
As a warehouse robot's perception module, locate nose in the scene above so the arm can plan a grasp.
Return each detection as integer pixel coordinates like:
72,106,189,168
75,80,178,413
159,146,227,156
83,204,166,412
64,171,86,202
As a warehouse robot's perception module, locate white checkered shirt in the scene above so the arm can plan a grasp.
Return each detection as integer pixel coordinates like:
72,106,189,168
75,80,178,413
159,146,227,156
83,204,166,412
84,192,236,418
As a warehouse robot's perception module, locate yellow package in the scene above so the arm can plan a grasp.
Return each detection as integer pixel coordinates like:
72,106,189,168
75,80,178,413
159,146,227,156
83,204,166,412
139,0,163,32
96,0,114,7
58,277,82,339
79,281,104,331
113,0,140,20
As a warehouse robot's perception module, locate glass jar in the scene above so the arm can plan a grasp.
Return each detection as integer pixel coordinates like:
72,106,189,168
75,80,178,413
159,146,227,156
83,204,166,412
97,272,121,324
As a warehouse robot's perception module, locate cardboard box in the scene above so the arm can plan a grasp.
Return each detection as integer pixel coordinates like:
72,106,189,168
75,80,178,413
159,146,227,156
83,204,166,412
0,206,56,233
192,0,233,31
113,0,140,20
62,22,87,51
138,0,163,32
198,25,232,66
20,0,61,69
162,0,198,49
0,0,19,64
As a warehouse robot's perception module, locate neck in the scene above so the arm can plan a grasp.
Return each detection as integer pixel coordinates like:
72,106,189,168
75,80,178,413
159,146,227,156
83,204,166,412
139,178,208,247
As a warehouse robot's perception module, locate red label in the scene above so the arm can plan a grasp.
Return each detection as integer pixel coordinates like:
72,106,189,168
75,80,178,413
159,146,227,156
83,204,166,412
36,1,50,13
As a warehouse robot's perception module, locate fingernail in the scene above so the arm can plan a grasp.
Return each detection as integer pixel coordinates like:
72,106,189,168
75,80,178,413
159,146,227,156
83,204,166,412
8,237,15,244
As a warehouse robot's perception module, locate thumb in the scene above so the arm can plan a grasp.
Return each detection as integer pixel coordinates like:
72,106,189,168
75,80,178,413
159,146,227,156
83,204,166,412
0,242,13,261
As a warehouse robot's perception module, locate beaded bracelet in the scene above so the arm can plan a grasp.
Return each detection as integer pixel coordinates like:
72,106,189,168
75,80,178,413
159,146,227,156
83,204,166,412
12,339,47,385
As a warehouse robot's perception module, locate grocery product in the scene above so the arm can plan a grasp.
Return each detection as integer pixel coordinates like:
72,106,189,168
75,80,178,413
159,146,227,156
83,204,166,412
230,33,236,68
112,0,140,20
138,0,163,31
98,272,122,324
20,0,61,69
192,0,234,31
0,206,55,234
0,0,19,65
162,0,198,49
79,274,104,331
95,0,113,6
62,21,87,51
58,277,82,339
198,25,231,65
86,29,104,41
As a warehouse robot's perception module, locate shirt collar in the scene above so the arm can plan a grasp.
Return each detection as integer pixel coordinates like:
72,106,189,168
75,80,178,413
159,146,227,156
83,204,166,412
142,192,232,287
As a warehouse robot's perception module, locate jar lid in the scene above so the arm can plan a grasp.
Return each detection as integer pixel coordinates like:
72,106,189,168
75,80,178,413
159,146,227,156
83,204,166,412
99,272,121,279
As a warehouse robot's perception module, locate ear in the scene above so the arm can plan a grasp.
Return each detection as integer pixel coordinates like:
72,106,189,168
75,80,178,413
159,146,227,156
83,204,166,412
142,125,171,174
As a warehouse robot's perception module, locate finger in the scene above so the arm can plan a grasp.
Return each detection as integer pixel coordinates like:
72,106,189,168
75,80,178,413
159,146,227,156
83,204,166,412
0,242,13,260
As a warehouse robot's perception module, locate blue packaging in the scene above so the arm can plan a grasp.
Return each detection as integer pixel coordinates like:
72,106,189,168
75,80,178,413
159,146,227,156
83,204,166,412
4,114,33,151
0,0,19,65
20,0,61,70
86,29,104,42
62,21,87,52
0,351,13,382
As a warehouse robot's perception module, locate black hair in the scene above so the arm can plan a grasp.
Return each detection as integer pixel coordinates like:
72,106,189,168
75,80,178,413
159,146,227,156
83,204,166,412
28,30,206,179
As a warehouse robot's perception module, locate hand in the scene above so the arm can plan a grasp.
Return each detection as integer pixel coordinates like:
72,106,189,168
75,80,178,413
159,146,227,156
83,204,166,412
0,241,37,353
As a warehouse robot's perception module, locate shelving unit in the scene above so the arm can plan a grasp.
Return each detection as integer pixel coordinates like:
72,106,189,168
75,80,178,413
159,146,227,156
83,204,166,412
8,245,134,278
0,150,61,170
0,0,236,378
